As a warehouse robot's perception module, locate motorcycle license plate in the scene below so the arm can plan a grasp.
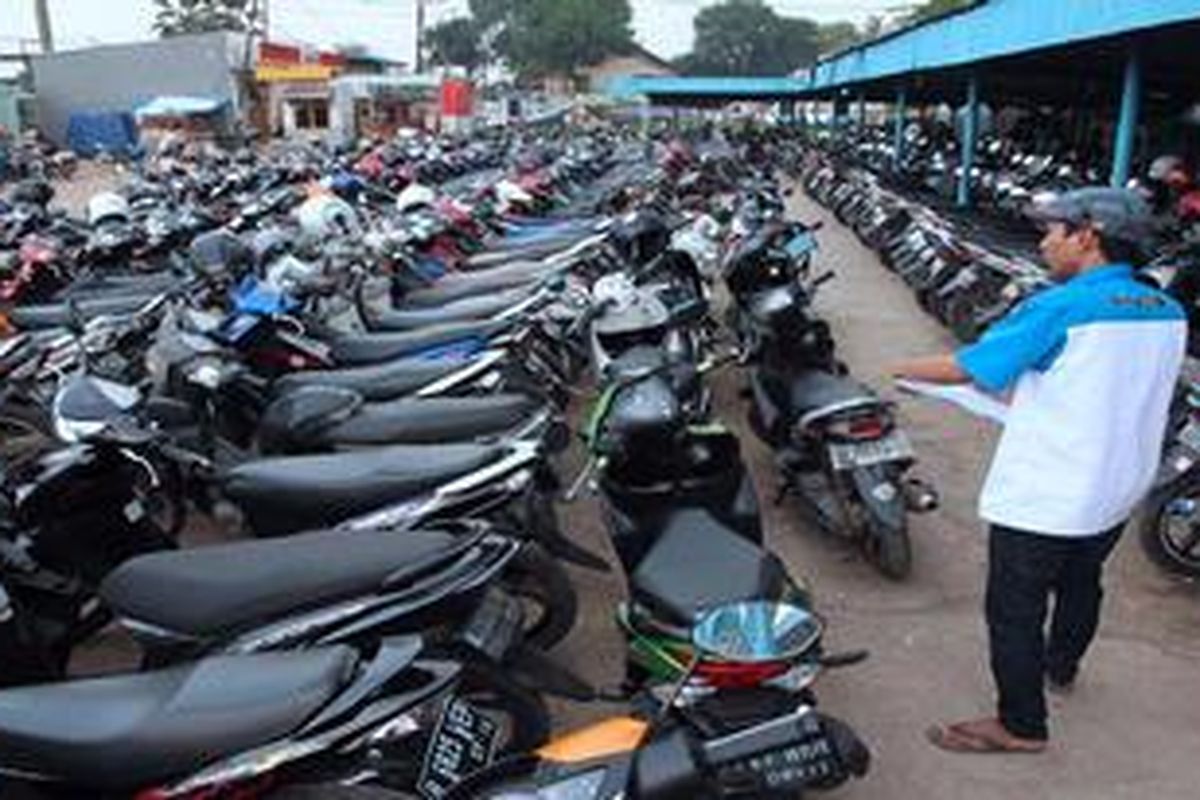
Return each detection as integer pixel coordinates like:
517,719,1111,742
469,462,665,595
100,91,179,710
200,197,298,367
829,432,915,471
417,697,499,799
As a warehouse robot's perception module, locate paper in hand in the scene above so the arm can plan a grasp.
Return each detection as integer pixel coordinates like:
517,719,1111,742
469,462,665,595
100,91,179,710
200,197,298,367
895,378,1008,425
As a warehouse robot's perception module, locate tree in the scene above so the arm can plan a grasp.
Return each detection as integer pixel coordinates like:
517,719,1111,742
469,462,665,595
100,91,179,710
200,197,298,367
816,21,860,55
500,0,634,82
152,0,260,37
677,0,818,77
424,17,483,73
904,0,975,24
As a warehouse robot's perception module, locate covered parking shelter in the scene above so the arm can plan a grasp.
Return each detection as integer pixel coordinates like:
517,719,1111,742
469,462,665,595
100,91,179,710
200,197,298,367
798,0,1200,206
605,75,809,110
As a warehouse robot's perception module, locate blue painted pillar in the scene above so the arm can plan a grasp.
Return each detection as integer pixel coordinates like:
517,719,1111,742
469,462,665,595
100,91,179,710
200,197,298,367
893,87,907,171
1110,46,1142,188
957,73,980,209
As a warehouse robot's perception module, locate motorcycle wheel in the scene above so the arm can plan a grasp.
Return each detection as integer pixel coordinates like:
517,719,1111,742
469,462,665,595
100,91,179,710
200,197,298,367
861,507,912,581
503,544,579,650
1138,489,1200,578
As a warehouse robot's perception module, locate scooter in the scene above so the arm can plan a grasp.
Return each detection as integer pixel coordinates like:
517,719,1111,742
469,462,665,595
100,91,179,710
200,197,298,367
724,220,936,579
451,601,871,799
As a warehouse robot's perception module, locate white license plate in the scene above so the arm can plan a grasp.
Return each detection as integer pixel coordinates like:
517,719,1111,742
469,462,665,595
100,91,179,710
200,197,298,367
829,432,915,470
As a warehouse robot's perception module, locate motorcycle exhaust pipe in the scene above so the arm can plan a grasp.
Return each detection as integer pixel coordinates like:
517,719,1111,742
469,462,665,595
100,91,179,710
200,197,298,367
902,478,939,513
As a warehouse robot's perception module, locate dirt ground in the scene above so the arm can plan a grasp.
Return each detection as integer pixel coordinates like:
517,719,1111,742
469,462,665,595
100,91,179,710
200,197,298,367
64,168,1200,797
549,187,1200,799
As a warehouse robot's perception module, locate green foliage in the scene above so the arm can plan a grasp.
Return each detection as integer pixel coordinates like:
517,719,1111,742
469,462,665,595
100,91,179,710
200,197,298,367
503,0,634,79
454,0,633,81
677,0,818,77
816,21,860,54
904,0,975,23
424,17,483,73
152,0,260,37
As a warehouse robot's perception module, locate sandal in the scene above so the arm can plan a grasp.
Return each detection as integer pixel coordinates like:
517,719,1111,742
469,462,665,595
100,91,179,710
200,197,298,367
926,719,1047,755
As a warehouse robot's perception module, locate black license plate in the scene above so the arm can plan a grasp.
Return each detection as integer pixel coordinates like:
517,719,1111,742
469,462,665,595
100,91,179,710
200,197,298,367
417,697,499,799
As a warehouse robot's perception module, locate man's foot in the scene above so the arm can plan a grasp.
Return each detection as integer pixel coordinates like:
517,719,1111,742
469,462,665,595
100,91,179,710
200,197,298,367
926,717,1047,754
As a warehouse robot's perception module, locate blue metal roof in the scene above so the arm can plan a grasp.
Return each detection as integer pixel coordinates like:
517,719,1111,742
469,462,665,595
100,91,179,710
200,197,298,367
606,75,810,101
807,0,1200,92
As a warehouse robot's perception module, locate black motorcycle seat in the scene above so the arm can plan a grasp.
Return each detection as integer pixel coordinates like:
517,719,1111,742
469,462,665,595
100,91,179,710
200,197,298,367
329,320,509,366
223,443,502,534
273,356,469,401
401,262,553,308
366,286,535,331
464,235,585,268
0,647,355,788
7,293,155,330
323,394,539,447
101,527,462,638
57,271,180,300
631,508,788,626
787,370,878,420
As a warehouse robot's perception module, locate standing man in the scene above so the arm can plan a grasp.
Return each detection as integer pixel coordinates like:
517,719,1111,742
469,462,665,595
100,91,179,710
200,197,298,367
892,188,1186,753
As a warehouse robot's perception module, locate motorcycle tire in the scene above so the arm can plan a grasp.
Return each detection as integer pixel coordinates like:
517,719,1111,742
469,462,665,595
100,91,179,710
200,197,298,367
503,543,579,650
862,508,912,581
1138,490,1200,578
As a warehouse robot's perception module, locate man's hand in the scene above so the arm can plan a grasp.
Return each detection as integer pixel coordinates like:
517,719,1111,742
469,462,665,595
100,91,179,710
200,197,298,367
891,354,971,386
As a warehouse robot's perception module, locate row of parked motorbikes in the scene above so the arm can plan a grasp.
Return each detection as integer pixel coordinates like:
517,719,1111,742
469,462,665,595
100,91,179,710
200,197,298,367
791,129,1200,587
0,126,949,798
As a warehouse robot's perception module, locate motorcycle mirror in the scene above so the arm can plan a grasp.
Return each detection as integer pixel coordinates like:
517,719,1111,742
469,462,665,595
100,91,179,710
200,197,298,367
692,601,823,664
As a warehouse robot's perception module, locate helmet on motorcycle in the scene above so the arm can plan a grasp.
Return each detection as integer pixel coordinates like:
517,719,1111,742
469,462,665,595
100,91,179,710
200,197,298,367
86,191,131,226
396,182,437,213
295,194,361,238
1148,154,1190,188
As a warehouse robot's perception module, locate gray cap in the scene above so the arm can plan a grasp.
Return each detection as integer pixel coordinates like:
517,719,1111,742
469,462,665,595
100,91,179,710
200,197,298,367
1026,187,1157,247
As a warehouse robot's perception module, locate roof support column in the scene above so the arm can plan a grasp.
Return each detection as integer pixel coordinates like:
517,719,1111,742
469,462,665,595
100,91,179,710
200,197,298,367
892,86,907,172
857,93,867,128
957,72,979,209
1110,45,1142,188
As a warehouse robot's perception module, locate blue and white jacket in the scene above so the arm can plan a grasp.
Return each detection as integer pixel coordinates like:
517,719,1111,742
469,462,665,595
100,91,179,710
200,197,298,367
957,264,1186,537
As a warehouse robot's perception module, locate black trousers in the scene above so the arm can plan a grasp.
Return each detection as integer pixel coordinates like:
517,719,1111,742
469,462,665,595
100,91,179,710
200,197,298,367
985,523,1124,740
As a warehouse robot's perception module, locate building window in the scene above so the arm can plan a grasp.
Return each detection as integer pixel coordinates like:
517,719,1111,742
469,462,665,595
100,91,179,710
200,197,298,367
292,99,329,130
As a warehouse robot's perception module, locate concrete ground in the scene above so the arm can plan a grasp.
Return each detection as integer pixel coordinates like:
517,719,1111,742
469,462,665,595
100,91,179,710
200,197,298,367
549,187,1200,799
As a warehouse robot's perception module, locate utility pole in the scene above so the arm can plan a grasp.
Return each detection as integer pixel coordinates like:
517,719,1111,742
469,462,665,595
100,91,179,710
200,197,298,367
415,0,426,74
33,0,53,54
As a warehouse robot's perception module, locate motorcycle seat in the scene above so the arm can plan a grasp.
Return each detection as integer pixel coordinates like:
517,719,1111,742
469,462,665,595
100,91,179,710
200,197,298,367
788,371,879,423
464,234,585,267
222,443,503,535
631,508,788,627
401,262,554,308
273,355,471,401
0,647,355,788
366,286,535,331
328,319,509,366
321,394,541,447
101,527,464,638
6,293,154,330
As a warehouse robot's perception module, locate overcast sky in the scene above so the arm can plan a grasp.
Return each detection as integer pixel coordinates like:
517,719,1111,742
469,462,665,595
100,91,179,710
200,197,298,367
1,0,902,64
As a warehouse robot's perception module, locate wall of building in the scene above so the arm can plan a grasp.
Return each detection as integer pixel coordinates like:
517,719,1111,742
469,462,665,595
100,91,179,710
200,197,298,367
31,32,246,144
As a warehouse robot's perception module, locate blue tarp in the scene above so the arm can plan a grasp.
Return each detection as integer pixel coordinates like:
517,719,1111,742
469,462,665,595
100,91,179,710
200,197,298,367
135,95,224,119
65,111,138,157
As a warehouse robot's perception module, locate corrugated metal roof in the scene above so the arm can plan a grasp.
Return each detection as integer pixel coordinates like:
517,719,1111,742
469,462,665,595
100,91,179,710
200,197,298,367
808,0,1200,92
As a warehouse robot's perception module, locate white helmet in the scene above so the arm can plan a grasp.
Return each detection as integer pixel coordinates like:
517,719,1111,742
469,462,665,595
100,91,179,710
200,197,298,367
295,194,360,238
86,191,131,226
396,183,437,213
